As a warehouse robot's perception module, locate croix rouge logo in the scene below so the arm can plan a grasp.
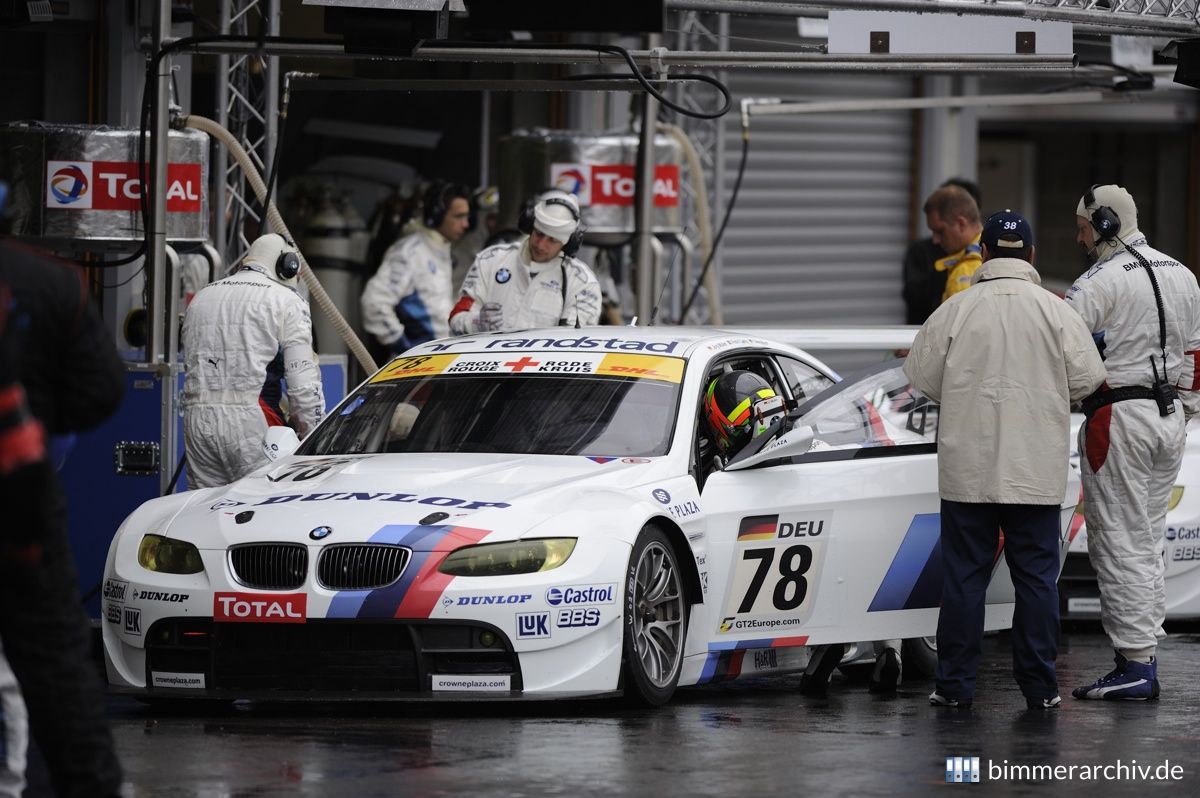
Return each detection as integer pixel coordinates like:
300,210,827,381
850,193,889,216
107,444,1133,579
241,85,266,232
45,160,202,212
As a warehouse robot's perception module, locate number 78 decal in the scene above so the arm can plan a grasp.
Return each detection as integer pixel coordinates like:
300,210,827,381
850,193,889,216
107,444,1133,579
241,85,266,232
721,512,829,629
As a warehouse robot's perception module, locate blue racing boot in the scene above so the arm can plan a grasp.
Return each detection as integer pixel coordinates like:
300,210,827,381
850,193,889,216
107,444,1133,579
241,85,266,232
1071,652,1160,701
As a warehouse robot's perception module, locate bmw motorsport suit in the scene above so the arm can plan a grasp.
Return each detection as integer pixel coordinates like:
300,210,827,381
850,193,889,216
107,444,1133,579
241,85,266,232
1065,235,1200,657
448,239,602,334
182,264,325,488
361,226,452,351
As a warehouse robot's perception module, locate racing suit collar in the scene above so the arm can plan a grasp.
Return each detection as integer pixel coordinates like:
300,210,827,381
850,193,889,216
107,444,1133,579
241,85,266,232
971,257,1041,286
420,225,453,250
1092,232,1147,267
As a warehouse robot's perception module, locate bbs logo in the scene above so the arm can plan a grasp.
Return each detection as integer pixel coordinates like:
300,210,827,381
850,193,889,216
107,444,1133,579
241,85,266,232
557,608,600,628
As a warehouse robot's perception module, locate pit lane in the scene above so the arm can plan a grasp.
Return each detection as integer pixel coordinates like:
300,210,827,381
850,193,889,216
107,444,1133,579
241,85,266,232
25,628,1200,796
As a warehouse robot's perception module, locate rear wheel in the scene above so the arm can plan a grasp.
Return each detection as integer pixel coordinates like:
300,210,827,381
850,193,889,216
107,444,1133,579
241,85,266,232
621,525,688,706
903,636,938,679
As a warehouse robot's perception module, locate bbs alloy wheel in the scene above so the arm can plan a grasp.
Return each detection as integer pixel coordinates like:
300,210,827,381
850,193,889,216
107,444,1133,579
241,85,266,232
622,525,688,706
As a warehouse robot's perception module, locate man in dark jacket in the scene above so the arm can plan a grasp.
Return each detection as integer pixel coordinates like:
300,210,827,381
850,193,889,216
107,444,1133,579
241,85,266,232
0,233,124,797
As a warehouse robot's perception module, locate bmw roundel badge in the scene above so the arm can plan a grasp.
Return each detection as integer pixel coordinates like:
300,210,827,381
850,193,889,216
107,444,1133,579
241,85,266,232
309,526,333,541
496,267,511,284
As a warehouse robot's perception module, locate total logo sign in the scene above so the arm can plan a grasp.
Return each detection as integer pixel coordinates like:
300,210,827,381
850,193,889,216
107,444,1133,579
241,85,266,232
46,160,202,212
213,591,307,623
545,583,616,606
550,162,680,208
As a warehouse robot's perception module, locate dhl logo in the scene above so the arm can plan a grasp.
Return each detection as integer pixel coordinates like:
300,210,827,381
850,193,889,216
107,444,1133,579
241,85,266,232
597,355,684,383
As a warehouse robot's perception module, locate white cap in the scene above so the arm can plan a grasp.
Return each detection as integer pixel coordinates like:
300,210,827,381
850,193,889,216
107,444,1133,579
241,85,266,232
242,233,299,286
532,191,581,244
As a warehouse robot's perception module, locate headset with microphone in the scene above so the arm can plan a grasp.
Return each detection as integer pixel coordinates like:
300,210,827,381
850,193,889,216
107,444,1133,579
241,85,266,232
1084,184,1122,242
517,193,585,257
275,245,300,282
422,180,471,230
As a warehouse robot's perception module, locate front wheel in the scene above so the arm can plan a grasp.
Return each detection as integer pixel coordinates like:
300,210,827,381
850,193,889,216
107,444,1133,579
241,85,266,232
621,525,688,706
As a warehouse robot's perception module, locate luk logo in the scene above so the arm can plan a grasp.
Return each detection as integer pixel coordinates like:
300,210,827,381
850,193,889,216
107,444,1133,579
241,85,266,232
945,756,981,783
516,612,550,639
47,161,92,208
123,607,142,636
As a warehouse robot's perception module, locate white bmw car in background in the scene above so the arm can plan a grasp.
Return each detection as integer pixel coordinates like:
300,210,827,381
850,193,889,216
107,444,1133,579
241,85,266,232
102,327,1080,705
1061,419,1200,621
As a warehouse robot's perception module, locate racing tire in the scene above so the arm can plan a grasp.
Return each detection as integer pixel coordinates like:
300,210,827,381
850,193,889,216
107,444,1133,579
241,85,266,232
902,636,938,680
621,524,688,707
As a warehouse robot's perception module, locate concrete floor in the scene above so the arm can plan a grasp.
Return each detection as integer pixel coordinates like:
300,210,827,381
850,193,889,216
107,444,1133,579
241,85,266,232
24,628,1200,796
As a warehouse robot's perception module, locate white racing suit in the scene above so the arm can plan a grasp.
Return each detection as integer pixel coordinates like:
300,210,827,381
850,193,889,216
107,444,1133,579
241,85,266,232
361,227,452,353
448,239,602,334
182,264,325,488
1065,236,1200,656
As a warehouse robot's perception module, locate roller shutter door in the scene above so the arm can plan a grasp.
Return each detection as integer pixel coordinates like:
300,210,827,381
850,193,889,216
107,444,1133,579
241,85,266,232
718,16,914,327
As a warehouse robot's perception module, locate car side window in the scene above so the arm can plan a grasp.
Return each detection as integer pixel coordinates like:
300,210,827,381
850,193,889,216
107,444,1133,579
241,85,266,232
776,356,836,404
794,361,938,459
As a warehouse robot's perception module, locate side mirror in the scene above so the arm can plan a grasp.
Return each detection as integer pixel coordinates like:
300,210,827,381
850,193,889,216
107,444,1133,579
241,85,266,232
724,425,815,472
262,426,300,461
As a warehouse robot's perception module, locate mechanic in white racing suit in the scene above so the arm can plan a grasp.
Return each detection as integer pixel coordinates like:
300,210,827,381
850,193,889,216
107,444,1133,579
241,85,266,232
362,181,472,353
449,191,602,333
1066,184,1200,701
182,234,325,488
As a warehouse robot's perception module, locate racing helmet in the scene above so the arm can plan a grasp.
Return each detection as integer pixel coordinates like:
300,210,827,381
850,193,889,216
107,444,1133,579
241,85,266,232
703,371,784,456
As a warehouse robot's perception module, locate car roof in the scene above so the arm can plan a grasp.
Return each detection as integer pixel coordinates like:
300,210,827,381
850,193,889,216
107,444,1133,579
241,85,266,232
404,325,916,362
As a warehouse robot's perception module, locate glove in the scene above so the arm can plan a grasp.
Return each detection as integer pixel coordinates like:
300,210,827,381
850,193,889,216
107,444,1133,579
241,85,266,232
479,302,504,332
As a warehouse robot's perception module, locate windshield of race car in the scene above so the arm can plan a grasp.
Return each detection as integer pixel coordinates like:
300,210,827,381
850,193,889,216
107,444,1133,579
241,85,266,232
299,352,685,457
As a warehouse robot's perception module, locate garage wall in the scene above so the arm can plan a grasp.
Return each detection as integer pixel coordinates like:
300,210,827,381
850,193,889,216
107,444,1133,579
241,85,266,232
717,17,913,326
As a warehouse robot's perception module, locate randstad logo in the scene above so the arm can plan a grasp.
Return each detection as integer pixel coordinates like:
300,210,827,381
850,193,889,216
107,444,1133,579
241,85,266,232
47,161,92,208
946,755,982,783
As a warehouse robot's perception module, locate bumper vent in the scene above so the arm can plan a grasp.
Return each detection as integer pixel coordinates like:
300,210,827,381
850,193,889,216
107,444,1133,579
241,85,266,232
229,543,308,590
317,544,411,590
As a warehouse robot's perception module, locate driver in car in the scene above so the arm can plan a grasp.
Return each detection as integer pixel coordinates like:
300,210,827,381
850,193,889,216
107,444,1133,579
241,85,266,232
701,370,785,476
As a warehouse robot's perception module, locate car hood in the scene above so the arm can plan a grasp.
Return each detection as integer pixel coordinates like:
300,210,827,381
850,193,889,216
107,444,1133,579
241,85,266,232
171,453,673,550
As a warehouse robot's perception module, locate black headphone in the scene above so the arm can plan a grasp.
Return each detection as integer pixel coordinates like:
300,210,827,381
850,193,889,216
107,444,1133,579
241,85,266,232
422,181,470,230
1084,184,1122,242
275,247,300,281
517,193,585,257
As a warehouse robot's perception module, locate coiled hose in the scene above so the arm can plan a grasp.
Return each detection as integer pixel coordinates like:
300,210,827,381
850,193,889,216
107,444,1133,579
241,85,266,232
179,113,378,375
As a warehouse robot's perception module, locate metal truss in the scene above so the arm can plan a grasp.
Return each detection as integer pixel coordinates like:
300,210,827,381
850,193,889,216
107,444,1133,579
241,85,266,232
1029,0,1199,26
214,0,279,271
669,8,728,324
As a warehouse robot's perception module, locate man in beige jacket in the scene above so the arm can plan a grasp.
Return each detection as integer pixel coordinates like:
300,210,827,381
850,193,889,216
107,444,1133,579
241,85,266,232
903,210,1106,710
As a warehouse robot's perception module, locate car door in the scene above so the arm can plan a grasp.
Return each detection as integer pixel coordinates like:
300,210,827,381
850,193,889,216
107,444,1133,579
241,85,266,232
696,360,1021,655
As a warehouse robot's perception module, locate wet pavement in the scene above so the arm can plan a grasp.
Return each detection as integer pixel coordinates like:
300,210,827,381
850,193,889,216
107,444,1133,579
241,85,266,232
24,627,1200,796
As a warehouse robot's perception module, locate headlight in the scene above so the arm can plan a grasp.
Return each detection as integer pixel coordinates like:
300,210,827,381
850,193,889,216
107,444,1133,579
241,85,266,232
138,534,204,574
1168,486,1185,512
438,538,576,577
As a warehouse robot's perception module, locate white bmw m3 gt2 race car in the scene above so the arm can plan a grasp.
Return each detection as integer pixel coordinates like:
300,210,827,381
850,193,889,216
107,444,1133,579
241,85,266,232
102,327,1081,705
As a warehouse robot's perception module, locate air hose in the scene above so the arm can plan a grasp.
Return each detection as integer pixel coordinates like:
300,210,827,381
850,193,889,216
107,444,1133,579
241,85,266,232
177,113,378,375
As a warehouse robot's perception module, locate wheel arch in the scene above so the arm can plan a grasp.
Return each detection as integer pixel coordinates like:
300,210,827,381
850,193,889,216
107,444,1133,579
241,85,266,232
648,515,703,608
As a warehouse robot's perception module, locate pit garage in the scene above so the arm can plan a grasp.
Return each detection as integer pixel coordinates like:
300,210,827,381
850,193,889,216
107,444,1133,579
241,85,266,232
1,1,1199,795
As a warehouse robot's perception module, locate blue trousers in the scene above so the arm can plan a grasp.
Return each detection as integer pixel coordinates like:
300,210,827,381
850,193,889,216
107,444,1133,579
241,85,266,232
935,500,1061,702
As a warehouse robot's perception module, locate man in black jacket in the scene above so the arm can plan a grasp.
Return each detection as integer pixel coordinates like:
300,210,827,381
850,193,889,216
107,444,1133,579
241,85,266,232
0,232,124,797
